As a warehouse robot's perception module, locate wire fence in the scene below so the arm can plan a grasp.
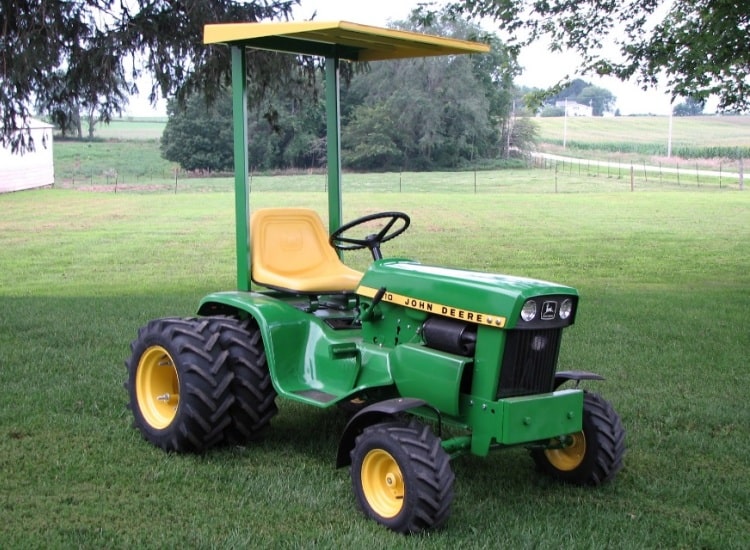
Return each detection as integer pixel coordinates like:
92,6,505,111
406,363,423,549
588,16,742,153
52,155,746,194
531,153,745,191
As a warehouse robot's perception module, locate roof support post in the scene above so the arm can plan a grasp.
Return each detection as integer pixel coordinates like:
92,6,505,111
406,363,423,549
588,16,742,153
325,55,343,244
231,45,251,291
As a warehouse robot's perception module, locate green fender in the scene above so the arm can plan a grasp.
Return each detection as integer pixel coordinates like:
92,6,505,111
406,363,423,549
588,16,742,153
198,291,304,395
335,397,427,467
197,291,394,405
198,290,307,341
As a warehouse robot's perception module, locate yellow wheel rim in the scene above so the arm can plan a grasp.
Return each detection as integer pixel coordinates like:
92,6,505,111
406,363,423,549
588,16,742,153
544,431,586,471
361,449,405,518
135,345,180,429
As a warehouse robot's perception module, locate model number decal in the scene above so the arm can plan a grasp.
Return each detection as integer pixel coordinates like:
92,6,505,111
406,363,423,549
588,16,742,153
357,286,506,328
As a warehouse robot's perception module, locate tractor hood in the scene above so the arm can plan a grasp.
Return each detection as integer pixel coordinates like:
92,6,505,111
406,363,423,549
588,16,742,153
356,259,578,329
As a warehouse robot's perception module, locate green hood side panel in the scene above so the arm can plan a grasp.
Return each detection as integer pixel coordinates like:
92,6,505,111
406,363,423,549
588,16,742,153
357,259,578,329
198,291,394,406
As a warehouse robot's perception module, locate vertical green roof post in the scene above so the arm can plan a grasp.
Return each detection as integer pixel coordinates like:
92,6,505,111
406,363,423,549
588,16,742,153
231,45,251,291
325,55,343,244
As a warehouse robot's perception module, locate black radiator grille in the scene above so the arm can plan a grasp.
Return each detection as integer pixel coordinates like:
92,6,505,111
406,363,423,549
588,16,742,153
497,329,562,398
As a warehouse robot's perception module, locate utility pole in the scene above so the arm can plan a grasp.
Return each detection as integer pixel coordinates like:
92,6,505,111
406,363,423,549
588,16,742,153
667,107,673,158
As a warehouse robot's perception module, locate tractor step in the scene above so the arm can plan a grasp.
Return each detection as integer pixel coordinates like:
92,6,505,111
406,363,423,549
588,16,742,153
293,389,338,404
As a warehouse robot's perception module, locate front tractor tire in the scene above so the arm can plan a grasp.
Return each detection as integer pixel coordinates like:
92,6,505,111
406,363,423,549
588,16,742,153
126,317,233,452
350,419,454,534
532,391,626,485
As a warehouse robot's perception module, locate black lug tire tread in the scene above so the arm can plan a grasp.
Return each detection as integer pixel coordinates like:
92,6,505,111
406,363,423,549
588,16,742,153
532,391,626,485
350,419,454,534
208,316,278,443
125,317,235,453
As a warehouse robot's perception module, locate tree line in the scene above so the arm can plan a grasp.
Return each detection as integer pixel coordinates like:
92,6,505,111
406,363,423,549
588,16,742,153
4,1,744,154
161,11,536,173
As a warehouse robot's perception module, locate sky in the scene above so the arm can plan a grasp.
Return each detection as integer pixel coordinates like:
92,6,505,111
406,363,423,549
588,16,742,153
127,0,683,117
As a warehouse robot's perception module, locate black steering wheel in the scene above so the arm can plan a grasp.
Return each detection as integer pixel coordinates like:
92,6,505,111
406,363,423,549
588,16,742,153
329,212,410,260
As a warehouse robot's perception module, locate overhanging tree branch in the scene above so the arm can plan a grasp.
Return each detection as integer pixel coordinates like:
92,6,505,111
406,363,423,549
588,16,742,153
0,0,300,152
448,0,750,112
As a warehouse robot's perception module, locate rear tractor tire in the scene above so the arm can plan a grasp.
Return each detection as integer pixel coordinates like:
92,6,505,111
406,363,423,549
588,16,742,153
532,391,625,485
125,317,234,452
350,419,454,534
211,316,278,443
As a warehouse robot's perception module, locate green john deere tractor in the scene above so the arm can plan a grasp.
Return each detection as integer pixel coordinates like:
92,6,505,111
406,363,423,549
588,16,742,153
125,21,625,534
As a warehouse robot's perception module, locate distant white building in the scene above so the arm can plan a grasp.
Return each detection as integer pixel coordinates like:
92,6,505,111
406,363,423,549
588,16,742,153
0,119,54,193
555,101,593,117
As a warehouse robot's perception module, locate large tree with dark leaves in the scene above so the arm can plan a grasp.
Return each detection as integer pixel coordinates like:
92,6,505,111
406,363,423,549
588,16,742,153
449,0,750,112
0,0,301,151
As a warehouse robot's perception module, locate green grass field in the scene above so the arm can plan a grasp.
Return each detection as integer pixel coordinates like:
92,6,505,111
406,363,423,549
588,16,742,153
1,188,748,548
98,114,750,149
534,115,750,147
94,118,168,141
534,115,750,165
53,116,750,192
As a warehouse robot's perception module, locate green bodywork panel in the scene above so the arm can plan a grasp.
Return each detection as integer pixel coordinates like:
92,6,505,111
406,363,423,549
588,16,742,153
199,291,395,406
392,344,470,416
458,390,583,455
199,257,583,456
357,259,577,330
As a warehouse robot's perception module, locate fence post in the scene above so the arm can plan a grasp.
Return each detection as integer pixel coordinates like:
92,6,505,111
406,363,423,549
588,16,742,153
555,163,559,193
740,157,745,190
630,164,634,192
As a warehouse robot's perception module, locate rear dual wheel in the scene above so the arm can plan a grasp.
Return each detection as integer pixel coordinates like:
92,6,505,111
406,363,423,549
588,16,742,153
126,316,277,452
211,316,278,443
350,419,454,533
126,317,233,452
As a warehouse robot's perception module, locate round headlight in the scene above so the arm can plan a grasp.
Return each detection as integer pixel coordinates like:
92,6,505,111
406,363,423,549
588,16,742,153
521,300,537,322
559,298,573,320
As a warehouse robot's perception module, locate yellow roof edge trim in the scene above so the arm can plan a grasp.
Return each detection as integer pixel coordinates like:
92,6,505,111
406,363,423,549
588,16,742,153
204,20,490,61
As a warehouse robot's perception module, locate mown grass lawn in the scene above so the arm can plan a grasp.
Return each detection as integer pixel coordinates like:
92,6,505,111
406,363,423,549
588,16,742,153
1,188,748,548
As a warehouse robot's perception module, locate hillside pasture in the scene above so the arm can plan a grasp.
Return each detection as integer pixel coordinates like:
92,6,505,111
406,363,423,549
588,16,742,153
94,118,167,140
534,115,750,147
534,115,750,169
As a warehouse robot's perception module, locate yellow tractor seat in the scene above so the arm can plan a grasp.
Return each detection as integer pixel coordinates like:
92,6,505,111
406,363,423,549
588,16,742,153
250,208,363,293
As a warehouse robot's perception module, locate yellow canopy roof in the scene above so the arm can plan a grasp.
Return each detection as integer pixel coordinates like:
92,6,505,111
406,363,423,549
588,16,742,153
203,20,490,61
